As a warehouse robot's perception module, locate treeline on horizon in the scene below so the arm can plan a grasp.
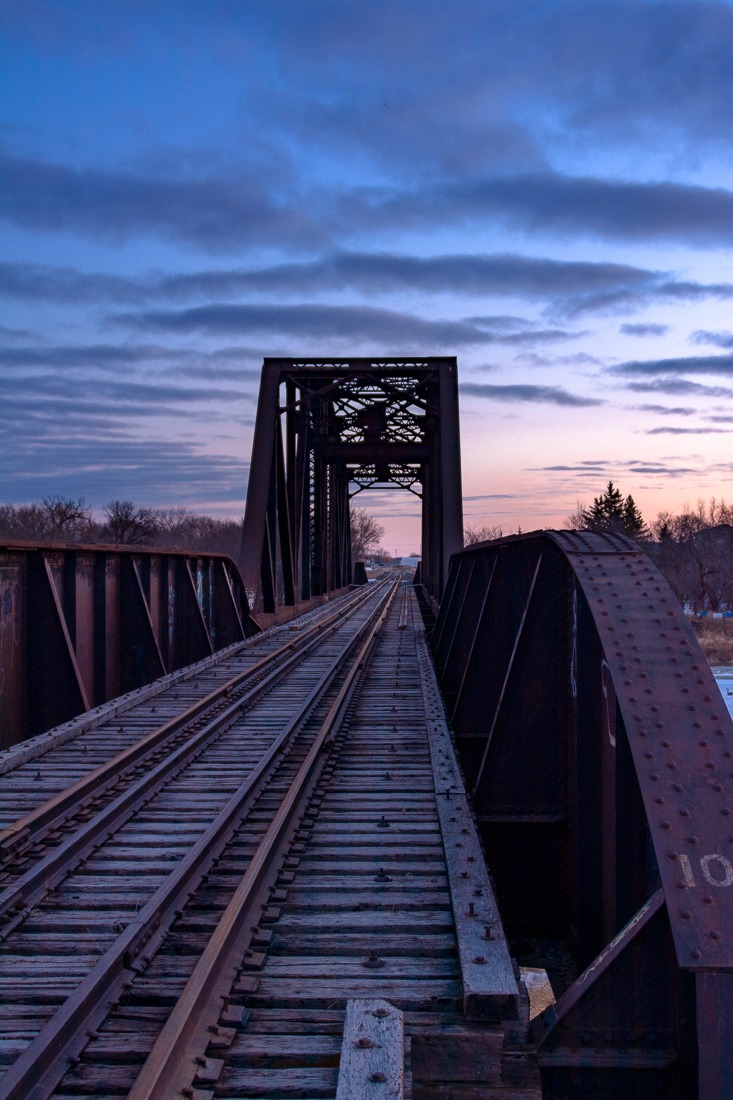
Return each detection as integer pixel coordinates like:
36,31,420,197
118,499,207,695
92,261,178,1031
2,488,732,613
468,483,733,615
0,497,242,558
0,499,394,568
567,482,733,614
574,484,733,615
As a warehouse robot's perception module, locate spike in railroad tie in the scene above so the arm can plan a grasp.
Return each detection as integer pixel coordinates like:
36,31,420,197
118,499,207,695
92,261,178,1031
363,951,386,970
242,950,266,969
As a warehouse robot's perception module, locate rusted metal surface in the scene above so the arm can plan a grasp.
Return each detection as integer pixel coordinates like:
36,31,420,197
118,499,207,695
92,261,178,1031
557,531,732,970
432,529,733,1097
10,513,731,1095
240,358,463,613
534,889,694,1095
0,541,258,749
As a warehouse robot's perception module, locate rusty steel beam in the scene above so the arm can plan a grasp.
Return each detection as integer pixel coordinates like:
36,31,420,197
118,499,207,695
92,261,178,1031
240,358,463,614
0,542,259,749
432,529,733,1098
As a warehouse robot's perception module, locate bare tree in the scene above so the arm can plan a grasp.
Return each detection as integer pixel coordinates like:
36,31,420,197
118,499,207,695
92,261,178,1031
563,503,585,530
152,506,195,549
371,547,393,564
0,503,48,540
39,495,94,540
464,523,502,546
152,507,240,555
101,500,158,545
647,498,733,611
350,507,385,561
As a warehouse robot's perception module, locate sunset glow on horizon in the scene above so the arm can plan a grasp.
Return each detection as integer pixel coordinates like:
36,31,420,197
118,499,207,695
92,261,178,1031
2,2,733,555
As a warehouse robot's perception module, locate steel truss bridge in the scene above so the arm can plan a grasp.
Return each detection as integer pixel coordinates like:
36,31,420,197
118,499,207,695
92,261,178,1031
0,358,731,1099
240,358,463,615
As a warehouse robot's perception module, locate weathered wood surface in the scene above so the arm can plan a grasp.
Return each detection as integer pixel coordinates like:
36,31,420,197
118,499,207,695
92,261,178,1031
415,625,520,1023
336,999,404,1099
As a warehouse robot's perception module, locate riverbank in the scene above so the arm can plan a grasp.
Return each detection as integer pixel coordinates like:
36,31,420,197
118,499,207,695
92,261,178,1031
691,617,733,665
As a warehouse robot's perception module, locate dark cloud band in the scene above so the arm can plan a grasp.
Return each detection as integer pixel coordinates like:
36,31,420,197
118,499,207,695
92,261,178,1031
459,382,602,407
613,354,733,378
115,301,564,348
5,150,733,252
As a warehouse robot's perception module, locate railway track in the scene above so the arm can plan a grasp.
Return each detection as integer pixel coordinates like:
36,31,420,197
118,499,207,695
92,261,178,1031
0,578,538,1099
0,585,380,836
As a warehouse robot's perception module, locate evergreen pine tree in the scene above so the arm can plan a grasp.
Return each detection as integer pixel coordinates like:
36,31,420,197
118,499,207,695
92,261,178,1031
622,495,649,539
579,482,649,539
581,481,624,533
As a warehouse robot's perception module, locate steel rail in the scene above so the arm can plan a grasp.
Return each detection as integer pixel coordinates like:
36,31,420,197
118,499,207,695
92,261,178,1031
0,580,383,864
0,578,398,1100
0,580,388,926
127,577,400,1100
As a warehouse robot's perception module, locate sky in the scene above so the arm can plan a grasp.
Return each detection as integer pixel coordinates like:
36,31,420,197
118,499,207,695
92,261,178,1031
2,0,733,555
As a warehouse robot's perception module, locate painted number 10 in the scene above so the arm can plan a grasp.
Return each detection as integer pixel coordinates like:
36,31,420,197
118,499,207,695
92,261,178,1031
679,853,733,888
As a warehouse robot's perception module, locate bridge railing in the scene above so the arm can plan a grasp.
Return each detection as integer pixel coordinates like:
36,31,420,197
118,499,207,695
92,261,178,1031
432,529,733,1098
0,541,259,749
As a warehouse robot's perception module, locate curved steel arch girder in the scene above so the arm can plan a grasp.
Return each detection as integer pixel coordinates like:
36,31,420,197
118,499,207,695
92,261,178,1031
433,529,733,1098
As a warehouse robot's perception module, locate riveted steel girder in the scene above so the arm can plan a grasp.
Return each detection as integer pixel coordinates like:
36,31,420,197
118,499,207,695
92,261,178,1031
432,529,733,1098
0,542,258,749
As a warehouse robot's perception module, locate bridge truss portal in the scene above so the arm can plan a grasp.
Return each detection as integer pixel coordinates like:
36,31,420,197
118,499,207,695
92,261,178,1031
240,358,463,614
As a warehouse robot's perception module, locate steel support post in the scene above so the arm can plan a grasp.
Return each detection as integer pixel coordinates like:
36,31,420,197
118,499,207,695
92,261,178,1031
239,360,282,608
438,357,464,595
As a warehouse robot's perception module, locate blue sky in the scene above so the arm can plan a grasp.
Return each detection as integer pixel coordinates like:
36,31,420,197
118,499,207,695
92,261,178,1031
2,0,733,553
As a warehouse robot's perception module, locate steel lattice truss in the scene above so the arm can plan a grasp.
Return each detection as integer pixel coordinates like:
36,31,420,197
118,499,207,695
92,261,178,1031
240,358,463,614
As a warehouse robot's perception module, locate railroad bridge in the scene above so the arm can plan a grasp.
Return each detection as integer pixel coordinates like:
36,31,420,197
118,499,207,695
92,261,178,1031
1,358,732,1099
